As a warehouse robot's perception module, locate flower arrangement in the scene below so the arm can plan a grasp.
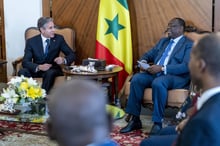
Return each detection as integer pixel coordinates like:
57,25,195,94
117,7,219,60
0,76,46,113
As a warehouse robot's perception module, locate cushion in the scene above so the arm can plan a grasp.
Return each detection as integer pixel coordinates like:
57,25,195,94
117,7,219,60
124,81,188,108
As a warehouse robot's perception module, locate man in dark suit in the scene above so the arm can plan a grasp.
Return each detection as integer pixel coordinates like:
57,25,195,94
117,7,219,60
18,17,76,93
47,79,118,146
120,17,193,134
140,94,199,146
175,33,220,146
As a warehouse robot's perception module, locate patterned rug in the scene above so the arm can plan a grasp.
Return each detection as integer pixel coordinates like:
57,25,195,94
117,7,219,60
0,115,156,146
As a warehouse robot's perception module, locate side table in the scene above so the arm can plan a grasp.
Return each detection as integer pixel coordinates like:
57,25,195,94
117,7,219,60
63,66,123,104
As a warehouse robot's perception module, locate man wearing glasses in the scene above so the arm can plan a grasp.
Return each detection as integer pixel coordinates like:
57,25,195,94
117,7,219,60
120,17,193,135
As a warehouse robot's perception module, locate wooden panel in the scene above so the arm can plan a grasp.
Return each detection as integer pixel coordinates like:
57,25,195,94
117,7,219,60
51,0,99,65
42,0,51,17
129,0,212,59
50,0,212,66
0,0,7,82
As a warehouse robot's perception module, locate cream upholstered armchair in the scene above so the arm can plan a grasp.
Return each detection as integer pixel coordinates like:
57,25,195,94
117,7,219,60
120,30,210,110
11,26,76,88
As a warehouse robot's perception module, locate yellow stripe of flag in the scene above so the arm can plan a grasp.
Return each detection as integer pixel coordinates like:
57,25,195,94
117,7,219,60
96,0,133,75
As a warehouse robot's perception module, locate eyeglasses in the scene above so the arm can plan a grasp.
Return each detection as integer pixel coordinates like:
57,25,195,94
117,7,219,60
168,24,181,28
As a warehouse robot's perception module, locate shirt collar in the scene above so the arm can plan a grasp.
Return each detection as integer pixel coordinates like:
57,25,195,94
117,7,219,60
197,86,220,110
172,35,183,44
41,34,50,42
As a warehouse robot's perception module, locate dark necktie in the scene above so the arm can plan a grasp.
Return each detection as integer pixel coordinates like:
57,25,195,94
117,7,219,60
45,39,50,57
158,40,174,65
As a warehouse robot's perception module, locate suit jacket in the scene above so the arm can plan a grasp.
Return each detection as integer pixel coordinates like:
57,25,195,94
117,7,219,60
140,36,193,79
22,34,76,73
176,92,220,146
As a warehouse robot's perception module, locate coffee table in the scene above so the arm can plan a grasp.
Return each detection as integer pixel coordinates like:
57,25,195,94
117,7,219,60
63,66,123,104
0,112,48,136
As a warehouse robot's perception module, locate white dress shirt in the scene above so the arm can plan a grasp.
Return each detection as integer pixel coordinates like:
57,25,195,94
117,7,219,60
157,35,183,74
197,86,220,110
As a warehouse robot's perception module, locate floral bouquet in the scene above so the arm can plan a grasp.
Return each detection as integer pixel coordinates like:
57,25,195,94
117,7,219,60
0,76,46,114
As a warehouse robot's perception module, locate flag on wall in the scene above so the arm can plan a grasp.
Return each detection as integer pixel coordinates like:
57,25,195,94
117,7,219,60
95,0,133,92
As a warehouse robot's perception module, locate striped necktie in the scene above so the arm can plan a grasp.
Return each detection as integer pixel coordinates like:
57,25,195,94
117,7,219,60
45,39,50,57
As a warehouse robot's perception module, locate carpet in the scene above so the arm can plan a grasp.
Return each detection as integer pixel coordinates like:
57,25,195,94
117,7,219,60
0,115,150,146
0,115,173,146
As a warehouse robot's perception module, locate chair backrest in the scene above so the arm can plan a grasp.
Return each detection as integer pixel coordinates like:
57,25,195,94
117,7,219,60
25,26,76,52
11,27,76,76
185,31,210,42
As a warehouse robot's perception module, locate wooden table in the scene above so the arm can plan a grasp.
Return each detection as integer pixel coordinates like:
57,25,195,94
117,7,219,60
63,66,123,103
0,112,48,136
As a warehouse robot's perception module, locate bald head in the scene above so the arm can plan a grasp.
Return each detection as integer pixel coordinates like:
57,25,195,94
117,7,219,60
192,33,220,76
189,33,220,91
47,80,110,146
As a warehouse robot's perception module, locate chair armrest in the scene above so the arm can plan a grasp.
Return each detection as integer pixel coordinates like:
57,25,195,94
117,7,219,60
12,57,23,76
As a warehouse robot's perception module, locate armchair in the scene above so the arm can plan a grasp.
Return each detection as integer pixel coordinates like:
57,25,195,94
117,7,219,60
11,26,76,88
120,30,210,110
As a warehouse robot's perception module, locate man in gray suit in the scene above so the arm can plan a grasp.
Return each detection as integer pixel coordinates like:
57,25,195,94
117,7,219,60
120,17,193,135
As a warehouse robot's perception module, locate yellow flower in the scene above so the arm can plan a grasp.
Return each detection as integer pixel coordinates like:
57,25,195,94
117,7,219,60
27,87,37,99
20,81,29,90
31,117,44,123
35,87,43,97
0,76,46,113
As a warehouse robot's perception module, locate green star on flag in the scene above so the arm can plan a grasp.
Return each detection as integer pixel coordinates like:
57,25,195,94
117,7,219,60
117,0,128,9
96,0,133,94
105,14,125,40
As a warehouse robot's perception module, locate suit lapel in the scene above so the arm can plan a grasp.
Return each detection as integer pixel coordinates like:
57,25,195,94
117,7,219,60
36,35,45,56
155,39,170,63
169,36,186,60
48,36,57,55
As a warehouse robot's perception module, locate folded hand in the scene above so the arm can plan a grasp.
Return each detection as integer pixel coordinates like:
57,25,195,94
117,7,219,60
147,65,162,74
54,57,64,65
38,64,52,71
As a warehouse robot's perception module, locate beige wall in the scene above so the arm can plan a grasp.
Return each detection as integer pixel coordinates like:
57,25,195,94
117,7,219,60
4,0,42,75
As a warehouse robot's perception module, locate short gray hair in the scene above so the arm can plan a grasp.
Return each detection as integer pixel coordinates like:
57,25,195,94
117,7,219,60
37,16,53,30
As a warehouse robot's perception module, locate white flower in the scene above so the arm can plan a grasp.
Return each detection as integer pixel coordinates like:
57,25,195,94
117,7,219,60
27,77,38,86
8,76,23,85
1,88,19,99
0,76,46,113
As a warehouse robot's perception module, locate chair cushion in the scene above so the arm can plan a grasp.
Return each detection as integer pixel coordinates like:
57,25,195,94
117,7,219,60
143,88,189,107
124,82,188,108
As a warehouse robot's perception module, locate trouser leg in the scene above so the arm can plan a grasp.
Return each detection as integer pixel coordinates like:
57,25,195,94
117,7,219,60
126,73,154,116
42,68,63,94
151,77,168,123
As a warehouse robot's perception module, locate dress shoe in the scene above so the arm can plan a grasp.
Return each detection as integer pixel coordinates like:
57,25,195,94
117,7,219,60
120,119,142,133
125,114,132,122
149,124,162,135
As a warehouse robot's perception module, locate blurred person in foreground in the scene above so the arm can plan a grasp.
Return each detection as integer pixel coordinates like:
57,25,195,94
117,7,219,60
175,33,220,145
140,93,199,146
47,79,118,146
